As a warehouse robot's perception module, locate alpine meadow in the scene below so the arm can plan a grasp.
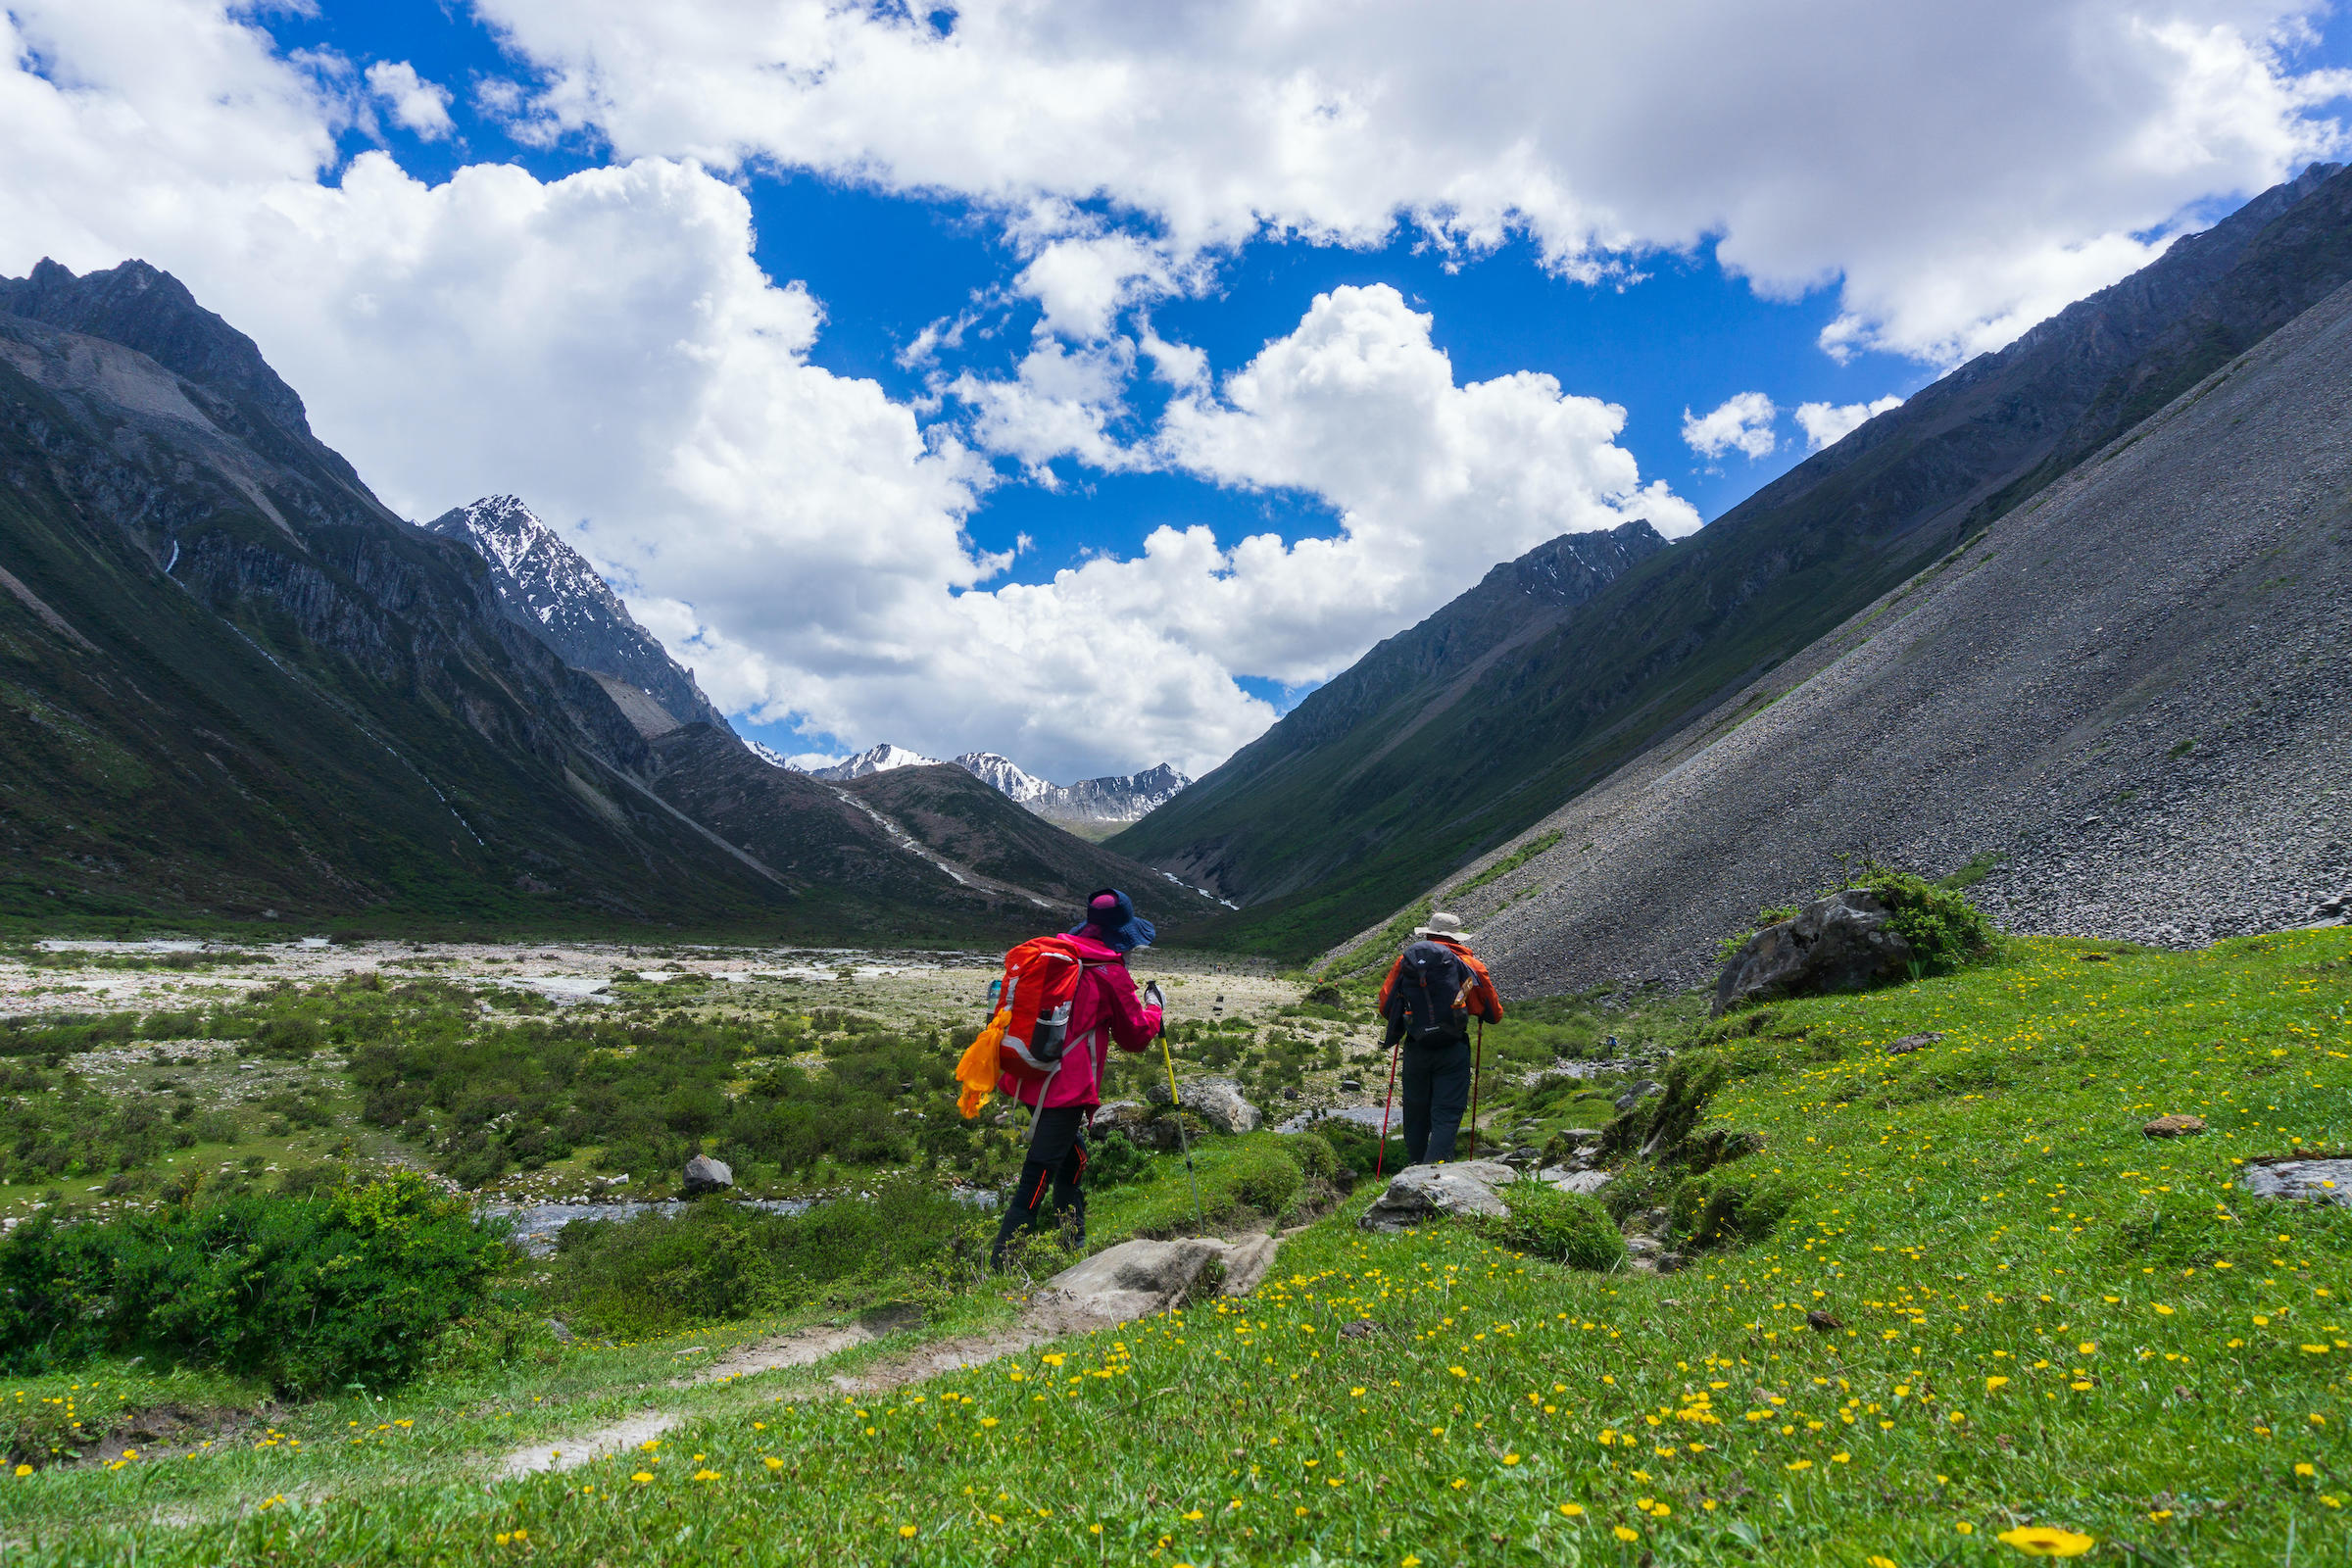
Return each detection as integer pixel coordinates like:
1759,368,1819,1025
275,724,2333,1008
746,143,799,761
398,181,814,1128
3,5,2351,1566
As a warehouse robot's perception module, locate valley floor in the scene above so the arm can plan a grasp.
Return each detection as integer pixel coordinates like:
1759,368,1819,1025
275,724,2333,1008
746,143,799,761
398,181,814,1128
3,929,2347,1563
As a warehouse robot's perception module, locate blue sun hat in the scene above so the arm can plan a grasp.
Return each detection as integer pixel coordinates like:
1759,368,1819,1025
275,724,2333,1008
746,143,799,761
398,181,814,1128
1072,887,1154,954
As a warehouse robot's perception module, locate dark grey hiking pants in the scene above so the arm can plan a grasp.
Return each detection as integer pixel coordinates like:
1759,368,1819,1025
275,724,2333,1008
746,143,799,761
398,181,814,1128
992,1104,1088,1267
1400,1037,1472,1165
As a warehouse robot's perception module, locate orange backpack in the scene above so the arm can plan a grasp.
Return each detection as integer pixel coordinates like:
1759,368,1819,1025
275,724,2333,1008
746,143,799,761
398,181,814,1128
954,935,1091,1119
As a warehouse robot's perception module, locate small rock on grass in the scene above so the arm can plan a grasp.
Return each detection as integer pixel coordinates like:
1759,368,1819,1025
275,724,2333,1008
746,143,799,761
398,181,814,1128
2142,1114,2206,1138
1146,1075,1261,1134
2237,1156,2352,1206
1886,1031,1946,1055
1613,1080,1662,1113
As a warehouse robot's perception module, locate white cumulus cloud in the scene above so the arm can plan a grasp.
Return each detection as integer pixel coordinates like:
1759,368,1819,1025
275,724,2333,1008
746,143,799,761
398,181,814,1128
476,0,2352,363
364,61,455,141
1682,392,1779,461
1795,394,1906,451
8,0,2349,783
0,1,1697,780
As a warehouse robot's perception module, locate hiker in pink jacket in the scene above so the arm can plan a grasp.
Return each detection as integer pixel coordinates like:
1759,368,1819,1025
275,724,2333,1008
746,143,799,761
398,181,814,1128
991,889,1163,1267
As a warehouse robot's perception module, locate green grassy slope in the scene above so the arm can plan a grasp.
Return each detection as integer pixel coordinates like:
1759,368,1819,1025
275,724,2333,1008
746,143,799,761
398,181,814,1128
1117,163,2352,962
12,927,2346,1563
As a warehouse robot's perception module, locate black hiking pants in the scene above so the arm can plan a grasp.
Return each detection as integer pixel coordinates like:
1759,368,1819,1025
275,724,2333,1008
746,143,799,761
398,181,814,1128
992,1104,1088,1268
1400,1037,1472,1165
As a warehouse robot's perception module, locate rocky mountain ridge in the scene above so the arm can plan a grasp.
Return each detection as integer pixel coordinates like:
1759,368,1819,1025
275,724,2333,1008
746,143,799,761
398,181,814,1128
424,496,732,738
0,258,1193,940
779,742,1189,834
1374,271,2352,994
1116,160,2352,961
805,743,945,781
0,261,769,927
1108,517,1671,941
952,752,1190,834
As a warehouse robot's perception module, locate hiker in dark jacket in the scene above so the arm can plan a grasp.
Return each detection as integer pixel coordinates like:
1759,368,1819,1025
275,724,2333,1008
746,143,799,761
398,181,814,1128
989,889,1162,1268
1376,911,1503,1165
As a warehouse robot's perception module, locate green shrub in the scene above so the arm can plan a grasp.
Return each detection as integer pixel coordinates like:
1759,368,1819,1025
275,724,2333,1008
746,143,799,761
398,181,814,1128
1479,1182,1625,1271
1224,1143,1303,1215
250,1015,322,1057
0,1173,506,1393
1285,1130,1339,1181
1671,1170,1802,1249
544,1181,979,1338
1084,1132,1153,1188
187,1109,242,1145
1855,863,1997,975
1317,1119,1406,1179
423,1298,563,1378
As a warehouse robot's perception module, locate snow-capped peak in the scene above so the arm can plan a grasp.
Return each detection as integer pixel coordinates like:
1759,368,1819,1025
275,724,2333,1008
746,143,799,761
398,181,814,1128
807,743,943,781
426,495,734,739
445,495,550,577
954,751,1049,803
775,740,1188,826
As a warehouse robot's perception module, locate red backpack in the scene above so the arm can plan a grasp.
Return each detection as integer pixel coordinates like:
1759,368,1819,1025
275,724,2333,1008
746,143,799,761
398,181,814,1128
953,934,1092,1118
998,934,1089,1073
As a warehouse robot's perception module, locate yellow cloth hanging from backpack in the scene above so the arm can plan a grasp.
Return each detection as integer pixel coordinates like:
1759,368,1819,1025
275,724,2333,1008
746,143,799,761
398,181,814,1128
956,1009,1010,1118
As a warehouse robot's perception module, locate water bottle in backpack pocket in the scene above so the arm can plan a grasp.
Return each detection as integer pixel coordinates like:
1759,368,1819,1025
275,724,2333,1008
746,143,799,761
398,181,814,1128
1000,935,1086,1071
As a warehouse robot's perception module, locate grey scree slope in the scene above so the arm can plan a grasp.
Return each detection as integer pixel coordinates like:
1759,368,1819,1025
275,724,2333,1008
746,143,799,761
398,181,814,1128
1389,277,2352,998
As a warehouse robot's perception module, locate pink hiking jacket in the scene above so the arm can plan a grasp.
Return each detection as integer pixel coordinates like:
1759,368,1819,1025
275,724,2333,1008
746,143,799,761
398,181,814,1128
998,933,1162,1111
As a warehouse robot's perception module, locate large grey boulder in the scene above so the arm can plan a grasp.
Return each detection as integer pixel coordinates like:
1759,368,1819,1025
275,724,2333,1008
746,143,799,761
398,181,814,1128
1148,1075,1261,1134
1357,1160,1517,1233
1218,1234,1279,1298
1035,1235,1280,1326
681,1154,733,1195
1713,889,1915,1015
1090,1101,1149,1134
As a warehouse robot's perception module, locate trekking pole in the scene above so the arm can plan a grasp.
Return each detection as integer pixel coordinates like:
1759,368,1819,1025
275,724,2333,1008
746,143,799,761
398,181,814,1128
1147,983,1204,1232
1374,1037,1400,1178
1465,1017,1484,1157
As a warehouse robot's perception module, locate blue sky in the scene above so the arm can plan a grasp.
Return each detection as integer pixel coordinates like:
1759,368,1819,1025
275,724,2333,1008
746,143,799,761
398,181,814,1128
9,2,2347,779
266,0,1936,555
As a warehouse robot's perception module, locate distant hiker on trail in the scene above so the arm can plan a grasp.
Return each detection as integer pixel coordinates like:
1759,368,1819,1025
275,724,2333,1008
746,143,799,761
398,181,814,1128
985,888,1163,1268
1376,911,1504,1166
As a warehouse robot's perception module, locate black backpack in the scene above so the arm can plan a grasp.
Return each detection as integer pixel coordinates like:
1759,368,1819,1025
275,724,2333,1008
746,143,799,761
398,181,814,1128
1395,940,1473,1045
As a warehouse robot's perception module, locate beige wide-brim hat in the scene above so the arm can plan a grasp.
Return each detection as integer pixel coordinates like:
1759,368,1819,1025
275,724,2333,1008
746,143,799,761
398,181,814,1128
1412,910,1473,941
